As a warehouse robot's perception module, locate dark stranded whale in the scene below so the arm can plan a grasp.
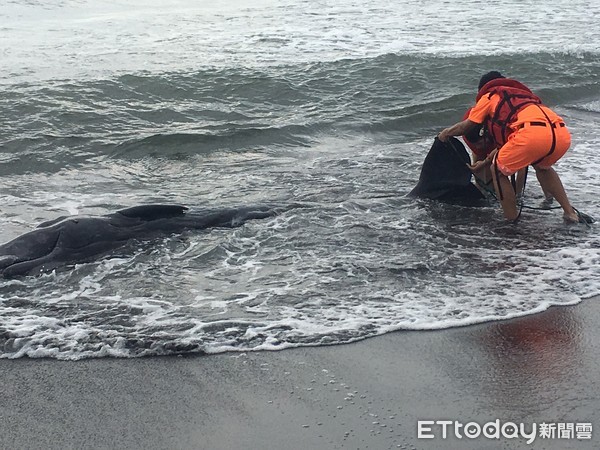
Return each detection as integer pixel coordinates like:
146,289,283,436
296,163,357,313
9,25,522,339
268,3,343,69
409,137,487,206
0,204,279,278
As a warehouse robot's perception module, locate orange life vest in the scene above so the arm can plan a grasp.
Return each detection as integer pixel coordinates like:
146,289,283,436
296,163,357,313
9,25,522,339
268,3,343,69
476,78,542,147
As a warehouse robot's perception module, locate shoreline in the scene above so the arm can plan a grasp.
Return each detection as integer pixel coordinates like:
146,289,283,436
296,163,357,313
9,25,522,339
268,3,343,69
1,300,598,449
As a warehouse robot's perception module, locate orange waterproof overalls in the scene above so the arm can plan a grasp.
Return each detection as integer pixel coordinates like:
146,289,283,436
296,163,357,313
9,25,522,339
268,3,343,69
468,80,571,176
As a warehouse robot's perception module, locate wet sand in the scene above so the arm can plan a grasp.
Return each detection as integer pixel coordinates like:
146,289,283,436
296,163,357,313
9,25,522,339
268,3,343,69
0,299,598,450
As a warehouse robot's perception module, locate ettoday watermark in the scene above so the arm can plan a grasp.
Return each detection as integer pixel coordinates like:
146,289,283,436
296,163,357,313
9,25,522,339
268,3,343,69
417,420,592,444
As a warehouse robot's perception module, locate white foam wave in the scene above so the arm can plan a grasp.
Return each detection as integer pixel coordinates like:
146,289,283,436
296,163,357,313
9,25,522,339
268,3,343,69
575,100,600,114
1,197,598,360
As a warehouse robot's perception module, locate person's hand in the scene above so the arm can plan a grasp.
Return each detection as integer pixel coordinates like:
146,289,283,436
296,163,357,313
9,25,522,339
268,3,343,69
469,159,490,172
438,128,451,142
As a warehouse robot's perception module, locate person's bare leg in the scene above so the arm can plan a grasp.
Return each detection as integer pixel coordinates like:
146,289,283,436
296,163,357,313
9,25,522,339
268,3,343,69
512,167,554,208
539,177,554,208
534,166,578,222
514,167,528,203
491,163,519,221
539,191,554,209
472,164,493,195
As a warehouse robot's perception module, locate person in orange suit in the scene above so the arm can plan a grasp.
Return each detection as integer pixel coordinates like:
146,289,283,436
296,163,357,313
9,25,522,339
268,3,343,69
439,71,580,223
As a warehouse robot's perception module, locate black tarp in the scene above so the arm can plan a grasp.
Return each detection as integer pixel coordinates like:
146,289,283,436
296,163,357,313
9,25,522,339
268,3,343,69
409,137,486,206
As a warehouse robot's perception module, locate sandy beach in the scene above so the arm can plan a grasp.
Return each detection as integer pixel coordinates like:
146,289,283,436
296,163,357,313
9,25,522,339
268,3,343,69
1,299,598,450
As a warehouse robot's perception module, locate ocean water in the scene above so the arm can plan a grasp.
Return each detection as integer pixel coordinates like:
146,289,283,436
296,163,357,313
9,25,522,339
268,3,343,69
1,0,599,359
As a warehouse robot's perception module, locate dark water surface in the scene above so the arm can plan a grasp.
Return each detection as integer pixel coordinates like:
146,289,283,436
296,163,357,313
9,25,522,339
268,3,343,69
1,1,599,359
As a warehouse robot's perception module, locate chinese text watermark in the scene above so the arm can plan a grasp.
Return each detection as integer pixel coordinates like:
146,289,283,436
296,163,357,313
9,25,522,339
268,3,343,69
417,420,592,444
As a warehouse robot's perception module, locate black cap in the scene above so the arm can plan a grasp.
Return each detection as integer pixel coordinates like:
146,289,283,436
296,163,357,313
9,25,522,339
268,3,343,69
478,71,504,90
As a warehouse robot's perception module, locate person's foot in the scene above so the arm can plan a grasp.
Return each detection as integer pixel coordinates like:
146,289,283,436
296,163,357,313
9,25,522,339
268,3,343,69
539,196,554,209
564,208,595,224
564,213,579,223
